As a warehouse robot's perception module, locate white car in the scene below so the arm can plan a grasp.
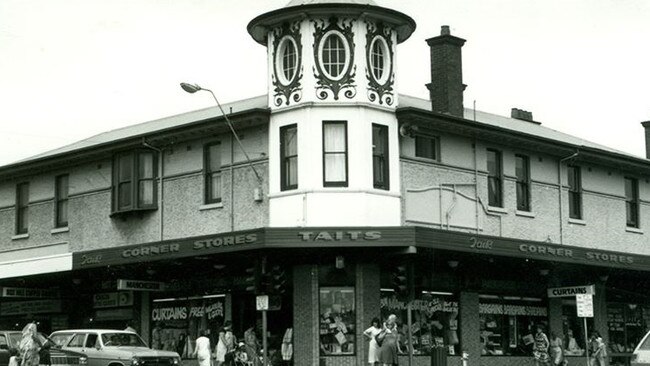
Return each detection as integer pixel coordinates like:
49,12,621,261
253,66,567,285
632,330,650,366
49,330,181,366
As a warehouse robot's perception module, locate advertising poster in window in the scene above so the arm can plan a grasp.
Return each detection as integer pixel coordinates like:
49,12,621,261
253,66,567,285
319,287,355,355
380,291,460,356
151,296,225,358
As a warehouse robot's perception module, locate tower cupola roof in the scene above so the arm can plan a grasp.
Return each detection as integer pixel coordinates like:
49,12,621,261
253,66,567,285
248,0,415,45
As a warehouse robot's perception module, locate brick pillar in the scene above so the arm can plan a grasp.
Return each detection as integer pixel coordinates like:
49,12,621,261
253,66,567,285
293,264,319,366
594,283,609,366
140,292,150,344
358,263,380,366
549,298,564,339
460,291,480,365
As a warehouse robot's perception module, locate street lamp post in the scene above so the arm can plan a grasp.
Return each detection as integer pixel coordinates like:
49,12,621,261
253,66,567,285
180,82,264,193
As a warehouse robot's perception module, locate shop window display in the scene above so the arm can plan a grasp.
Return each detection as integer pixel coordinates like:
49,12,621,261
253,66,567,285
151,295,226,358
607,302,650,366
319,287,355,355
561,300,589,357
479,295,548,356
380,291,460,356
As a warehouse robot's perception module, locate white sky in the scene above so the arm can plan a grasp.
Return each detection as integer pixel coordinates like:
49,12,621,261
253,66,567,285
1,0,649,166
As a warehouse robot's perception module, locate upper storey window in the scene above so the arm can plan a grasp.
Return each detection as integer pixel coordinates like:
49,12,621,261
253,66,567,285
372,124,389,190
16,182,29,234
625,177,639,228
277,36,298,85
567,165,582,220
55,174,69,228
487,149,502,207
112,150,157,215
280,124,298,191
515,155,530,212
369,36,390,84
323,121,348,187
319,31,350,81
204,142,222,204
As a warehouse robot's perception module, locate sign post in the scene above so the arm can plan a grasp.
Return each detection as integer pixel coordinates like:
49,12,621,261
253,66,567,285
576,293,594,366
256,295,269,366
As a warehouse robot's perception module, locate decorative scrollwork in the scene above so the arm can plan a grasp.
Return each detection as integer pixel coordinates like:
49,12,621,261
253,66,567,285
312,17,356,101
366,21,395,106
271,21,303,106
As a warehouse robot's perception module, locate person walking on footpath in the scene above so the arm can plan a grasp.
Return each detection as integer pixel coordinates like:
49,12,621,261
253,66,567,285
533,325,550,366
363,317,382,365
19,323,42,366
589,331,607,366
215,322,235,366
549,331,565,366
192,329,212,366
377,314,402,366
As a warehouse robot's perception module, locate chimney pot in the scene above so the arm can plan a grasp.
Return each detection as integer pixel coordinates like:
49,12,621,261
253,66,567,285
441,25,450,35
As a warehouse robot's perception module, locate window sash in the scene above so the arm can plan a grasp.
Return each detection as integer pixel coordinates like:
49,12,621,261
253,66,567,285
625,178,639,227
567,166,582,219
113,150,157,213
280,125,298,190
515,155,530,211
55,174,69,227
415,136,438,160
323,122,348,187
372,124,389,190
487,149,502,207
204,143,222,204
16,182,29,234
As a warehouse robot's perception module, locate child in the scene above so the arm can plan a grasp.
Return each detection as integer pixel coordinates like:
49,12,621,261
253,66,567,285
9,348,20,366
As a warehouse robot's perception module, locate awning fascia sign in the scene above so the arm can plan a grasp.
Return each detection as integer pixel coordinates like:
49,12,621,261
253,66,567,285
547,285,595,298
117,279,165,292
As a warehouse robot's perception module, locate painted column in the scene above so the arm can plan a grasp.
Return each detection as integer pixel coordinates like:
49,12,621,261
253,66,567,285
460,291,480,366
140,292,150,344
549,298,564,339
293,264,319,366
358,263,380,366
594,283,609,366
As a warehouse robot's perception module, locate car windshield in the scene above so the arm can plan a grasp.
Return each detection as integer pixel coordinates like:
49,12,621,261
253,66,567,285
8,333,21,348
49,334,73,347
101,333,146,347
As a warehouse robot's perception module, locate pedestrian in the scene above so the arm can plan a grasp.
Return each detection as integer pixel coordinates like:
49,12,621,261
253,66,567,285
549,331,565,366
151,323,163,350
377,314,402,366
215,322,235,366
124,321,137,334
363,317,382,365
19,322,42,366
192,329,212,366
532,325,550,366
589,331,607,366
8,348,20,366
244,326,261,366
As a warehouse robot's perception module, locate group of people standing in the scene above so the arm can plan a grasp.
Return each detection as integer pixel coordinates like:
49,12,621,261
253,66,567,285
363,314,402,366
193,322,249,366
8,323,43,366
533,325,608,366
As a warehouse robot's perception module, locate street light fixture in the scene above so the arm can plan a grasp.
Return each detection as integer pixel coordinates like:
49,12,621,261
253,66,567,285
180,82,264,191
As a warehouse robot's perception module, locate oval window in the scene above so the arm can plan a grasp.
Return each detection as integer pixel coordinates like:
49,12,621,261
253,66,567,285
369,36,390,84
276,36,298,85
318,31,350,81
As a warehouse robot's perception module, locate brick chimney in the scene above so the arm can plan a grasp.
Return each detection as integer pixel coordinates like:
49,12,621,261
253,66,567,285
511,108,540,124
642,121,650,158
426,25,466,118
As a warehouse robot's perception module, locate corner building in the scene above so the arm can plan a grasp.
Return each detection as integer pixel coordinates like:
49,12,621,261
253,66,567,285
2,1,650,366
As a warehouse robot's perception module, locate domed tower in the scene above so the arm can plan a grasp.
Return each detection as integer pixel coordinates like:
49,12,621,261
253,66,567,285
249,0,415,227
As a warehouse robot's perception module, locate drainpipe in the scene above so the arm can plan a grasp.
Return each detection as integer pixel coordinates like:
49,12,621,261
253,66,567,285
143,139,164,242
230,134,235,231
558,150,579,244
473,139,479,233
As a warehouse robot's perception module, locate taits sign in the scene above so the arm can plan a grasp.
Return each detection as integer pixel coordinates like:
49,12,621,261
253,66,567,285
547,285,595,298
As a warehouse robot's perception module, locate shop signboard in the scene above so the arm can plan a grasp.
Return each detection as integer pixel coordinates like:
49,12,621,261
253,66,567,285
547,285,595,298
117,279,165,291
0,299,62,315
1,287,59,298
93,292,134,308
576,294,594,318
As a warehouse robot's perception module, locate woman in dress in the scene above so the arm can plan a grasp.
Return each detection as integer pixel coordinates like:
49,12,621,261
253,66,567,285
549,331,564,366
589,331,607,366
215,322,234,366
192,329,211,366
19,322,41,366
377,314,402,366
533,325,550,366
363,317,382,365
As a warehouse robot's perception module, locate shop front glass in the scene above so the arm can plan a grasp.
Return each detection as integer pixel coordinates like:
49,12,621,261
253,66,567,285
479,294,548,356
151,294,226,358
319,264,356,356
380,290,460,356
607,302,650,365
561,299,588,357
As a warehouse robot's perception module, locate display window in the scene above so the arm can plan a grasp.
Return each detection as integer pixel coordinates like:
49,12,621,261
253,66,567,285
151,294,226,358
561,299,590,357
380,290,460,356
479,295,548,356
607,302,650,354
319,287,355,355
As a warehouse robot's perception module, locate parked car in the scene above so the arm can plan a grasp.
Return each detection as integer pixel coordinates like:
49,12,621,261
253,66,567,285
632,330,650,365
49,330,180,366
0,330,87,366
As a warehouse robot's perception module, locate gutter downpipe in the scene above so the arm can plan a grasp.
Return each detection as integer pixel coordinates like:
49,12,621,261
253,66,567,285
558,150,579,244
143,139,164,242
231,134,235,231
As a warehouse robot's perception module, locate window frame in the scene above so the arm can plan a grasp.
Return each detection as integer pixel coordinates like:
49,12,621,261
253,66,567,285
372,123,389,190
319,31,350,81
487,149,503,207
55,174,69,228
625,176,639,228
280,124,298,191
277,36,298,85
415,135,439,161
15,182,29,234
515,154,531,212
204,142,223,204
567,165,582,220
322,121,349,187
111,149,158,215
318,286,356,356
